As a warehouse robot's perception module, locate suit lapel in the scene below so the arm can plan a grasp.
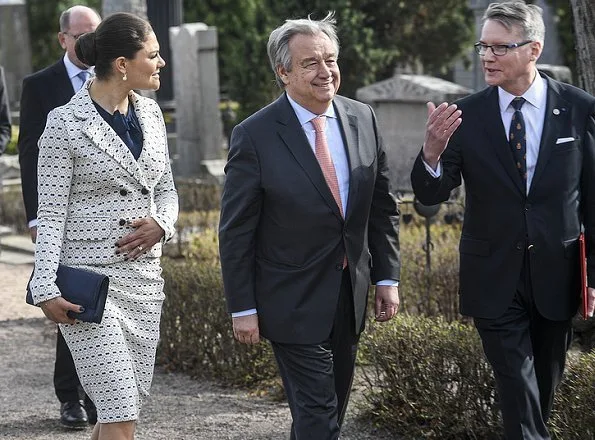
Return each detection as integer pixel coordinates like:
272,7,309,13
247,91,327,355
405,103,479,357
482,87,526,195
52,60,77,103
275,94,343,220
530,78,571,193
333,98,359,220
74,85,147,187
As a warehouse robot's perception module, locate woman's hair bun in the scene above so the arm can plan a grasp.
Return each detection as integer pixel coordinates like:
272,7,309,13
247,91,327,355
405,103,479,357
75,32,97,66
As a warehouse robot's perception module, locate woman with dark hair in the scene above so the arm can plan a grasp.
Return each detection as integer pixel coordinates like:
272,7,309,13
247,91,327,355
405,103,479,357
28,12,178,440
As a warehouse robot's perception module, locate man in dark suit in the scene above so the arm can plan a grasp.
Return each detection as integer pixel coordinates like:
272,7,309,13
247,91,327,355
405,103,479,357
0,65,10,154
219,13,400,440
410,2,595,439
17,5,101,429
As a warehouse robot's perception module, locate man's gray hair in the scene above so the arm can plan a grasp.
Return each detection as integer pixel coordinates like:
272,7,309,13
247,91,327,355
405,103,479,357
267,12,339,89
483,1,545,44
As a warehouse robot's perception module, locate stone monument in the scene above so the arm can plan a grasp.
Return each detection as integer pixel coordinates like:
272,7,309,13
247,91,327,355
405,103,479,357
356,74,472,194
0,0,32,109
169,23,223,181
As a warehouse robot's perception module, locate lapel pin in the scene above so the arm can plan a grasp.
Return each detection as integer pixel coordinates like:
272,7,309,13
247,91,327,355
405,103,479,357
553,108,560,115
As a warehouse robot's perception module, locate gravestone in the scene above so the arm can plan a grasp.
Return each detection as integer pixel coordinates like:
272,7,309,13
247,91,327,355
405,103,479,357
0,0,32,109
356,74,472,194
169,23,223,181
102,0,147,18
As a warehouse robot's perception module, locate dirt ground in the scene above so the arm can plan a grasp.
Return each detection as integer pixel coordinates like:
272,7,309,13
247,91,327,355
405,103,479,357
0,261,396,440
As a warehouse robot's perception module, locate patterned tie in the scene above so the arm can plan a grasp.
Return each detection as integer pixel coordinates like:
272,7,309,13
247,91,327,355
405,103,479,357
311,115,347,268
76,70,89,90
509,97,527,184
311,115,343,217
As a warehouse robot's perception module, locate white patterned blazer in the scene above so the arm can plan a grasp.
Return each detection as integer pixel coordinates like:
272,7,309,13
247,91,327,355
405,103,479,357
29,82,179,305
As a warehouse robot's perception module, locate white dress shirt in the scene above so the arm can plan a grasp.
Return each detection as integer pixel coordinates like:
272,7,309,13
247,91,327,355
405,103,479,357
424,70,547,195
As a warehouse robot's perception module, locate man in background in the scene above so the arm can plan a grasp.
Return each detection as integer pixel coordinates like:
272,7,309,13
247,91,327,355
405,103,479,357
17,5,101,429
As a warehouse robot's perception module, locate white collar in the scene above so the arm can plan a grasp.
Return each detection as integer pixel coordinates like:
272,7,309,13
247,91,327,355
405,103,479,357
63,53,93,80
498,70,547,111
286,93,336,127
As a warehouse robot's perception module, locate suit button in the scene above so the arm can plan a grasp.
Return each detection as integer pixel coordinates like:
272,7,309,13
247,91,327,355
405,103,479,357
525,204,531,211
516,242,523,250
119,218,126,226
335,263,343,271
120,189,128,196
141,188,149,195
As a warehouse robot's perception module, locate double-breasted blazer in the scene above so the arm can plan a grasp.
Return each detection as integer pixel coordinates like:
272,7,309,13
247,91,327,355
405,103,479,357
411,74,595,321
219,93,400,344
29,82,178,305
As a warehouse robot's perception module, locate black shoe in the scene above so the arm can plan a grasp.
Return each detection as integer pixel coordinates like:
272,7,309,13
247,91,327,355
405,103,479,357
60,401,88,430
84,399,97,425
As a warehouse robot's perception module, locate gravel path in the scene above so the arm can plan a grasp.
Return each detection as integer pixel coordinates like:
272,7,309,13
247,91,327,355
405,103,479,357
0,262,394,439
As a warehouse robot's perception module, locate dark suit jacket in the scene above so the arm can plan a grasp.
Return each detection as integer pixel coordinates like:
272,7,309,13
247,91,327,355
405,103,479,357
219,93,400,344
18,59,76,222
0,66,11,154
411,74,595,321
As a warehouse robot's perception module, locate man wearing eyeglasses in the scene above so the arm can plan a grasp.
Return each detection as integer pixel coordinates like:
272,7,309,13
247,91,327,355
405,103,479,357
17,5,101,430
411,2,595,439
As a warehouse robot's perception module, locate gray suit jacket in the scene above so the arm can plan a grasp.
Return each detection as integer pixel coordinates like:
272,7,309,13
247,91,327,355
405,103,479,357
219,93,400,344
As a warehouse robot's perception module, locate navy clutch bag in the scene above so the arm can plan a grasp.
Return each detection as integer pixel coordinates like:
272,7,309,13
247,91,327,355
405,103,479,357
26,264,109,323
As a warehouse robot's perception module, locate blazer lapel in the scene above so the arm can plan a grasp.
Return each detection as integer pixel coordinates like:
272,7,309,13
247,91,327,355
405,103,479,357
333,98,359,220
74,85,147,186
275,94,343,220
529,77,571,193
482,87,526,195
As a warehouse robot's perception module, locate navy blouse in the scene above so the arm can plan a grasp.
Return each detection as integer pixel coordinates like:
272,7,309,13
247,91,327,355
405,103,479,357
93,100,143,160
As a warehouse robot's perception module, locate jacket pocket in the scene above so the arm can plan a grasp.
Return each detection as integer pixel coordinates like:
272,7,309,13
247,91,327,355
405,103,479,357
65,217,113,241
459,237,490,256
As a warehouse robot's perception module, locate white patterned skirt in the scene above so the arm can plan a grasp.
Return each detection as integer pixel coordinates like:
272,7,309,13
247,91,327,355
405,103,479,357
59,258,165,423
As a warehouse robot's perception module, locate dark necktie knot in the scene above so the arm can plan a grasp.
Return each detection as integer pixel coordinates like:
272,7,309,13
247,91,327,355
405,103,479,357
511,97,526,111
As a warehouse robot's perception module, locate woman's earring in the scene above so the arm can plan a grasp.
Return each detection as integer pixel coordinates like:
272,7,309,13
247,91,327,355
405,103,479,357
122,73,127,81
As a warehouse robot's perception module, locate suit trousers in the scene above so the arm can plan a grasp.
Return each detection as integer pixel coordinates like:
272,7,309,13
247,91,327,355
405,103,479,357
54,327,84,403
474,253,572,440
271,269,359,440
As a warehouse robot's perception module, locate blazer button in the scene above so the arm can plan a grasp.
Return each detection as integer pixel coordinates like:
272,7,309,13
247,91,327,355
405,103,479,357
141,188,149,195
119,218,126,226
516,242,523,250
120,189,128,196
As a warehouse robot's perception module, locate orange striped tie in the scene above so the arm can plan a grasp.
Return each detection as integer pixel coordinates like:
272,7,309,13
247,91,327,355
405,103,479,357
311,115,347,268
311,115,343,217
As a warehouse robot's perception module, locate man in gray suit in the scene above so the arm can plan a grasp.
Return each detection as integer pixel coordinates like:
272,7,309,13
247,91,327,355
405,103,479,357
411,2,595,438
219,12,401,440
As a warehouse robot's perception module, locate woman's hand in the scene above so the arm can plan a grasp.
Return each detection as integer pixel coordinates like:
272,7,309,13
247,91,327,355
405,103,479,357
40,297,83,324
115,217,165,260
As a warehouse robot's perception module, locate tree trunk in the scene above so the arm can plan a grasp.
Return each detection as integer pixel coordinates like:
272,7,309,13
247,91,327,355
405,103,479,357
102,0,147,19
570,0,595,95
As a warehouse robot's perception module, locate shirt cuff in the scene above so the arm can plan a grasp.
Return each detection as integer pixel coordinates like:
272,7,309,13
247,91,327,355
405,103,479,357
423,159,442,178
376,280,399,287
231,308,257,318
28,219,38,228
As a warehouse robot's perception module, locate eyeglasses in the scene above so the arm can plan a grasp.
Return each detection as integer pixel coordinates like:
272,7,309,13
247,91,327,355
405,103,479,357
62,31,85,40
474,40,532,56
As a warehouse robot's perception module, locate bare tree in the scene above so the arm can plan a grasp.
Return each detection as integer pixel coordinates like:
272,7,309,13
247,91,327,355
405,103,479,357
570,0,595,95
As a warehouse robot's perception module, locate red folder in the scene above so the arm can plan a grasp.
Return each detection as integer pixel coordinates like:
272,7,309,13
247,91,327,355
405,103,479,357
579,232,589,319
